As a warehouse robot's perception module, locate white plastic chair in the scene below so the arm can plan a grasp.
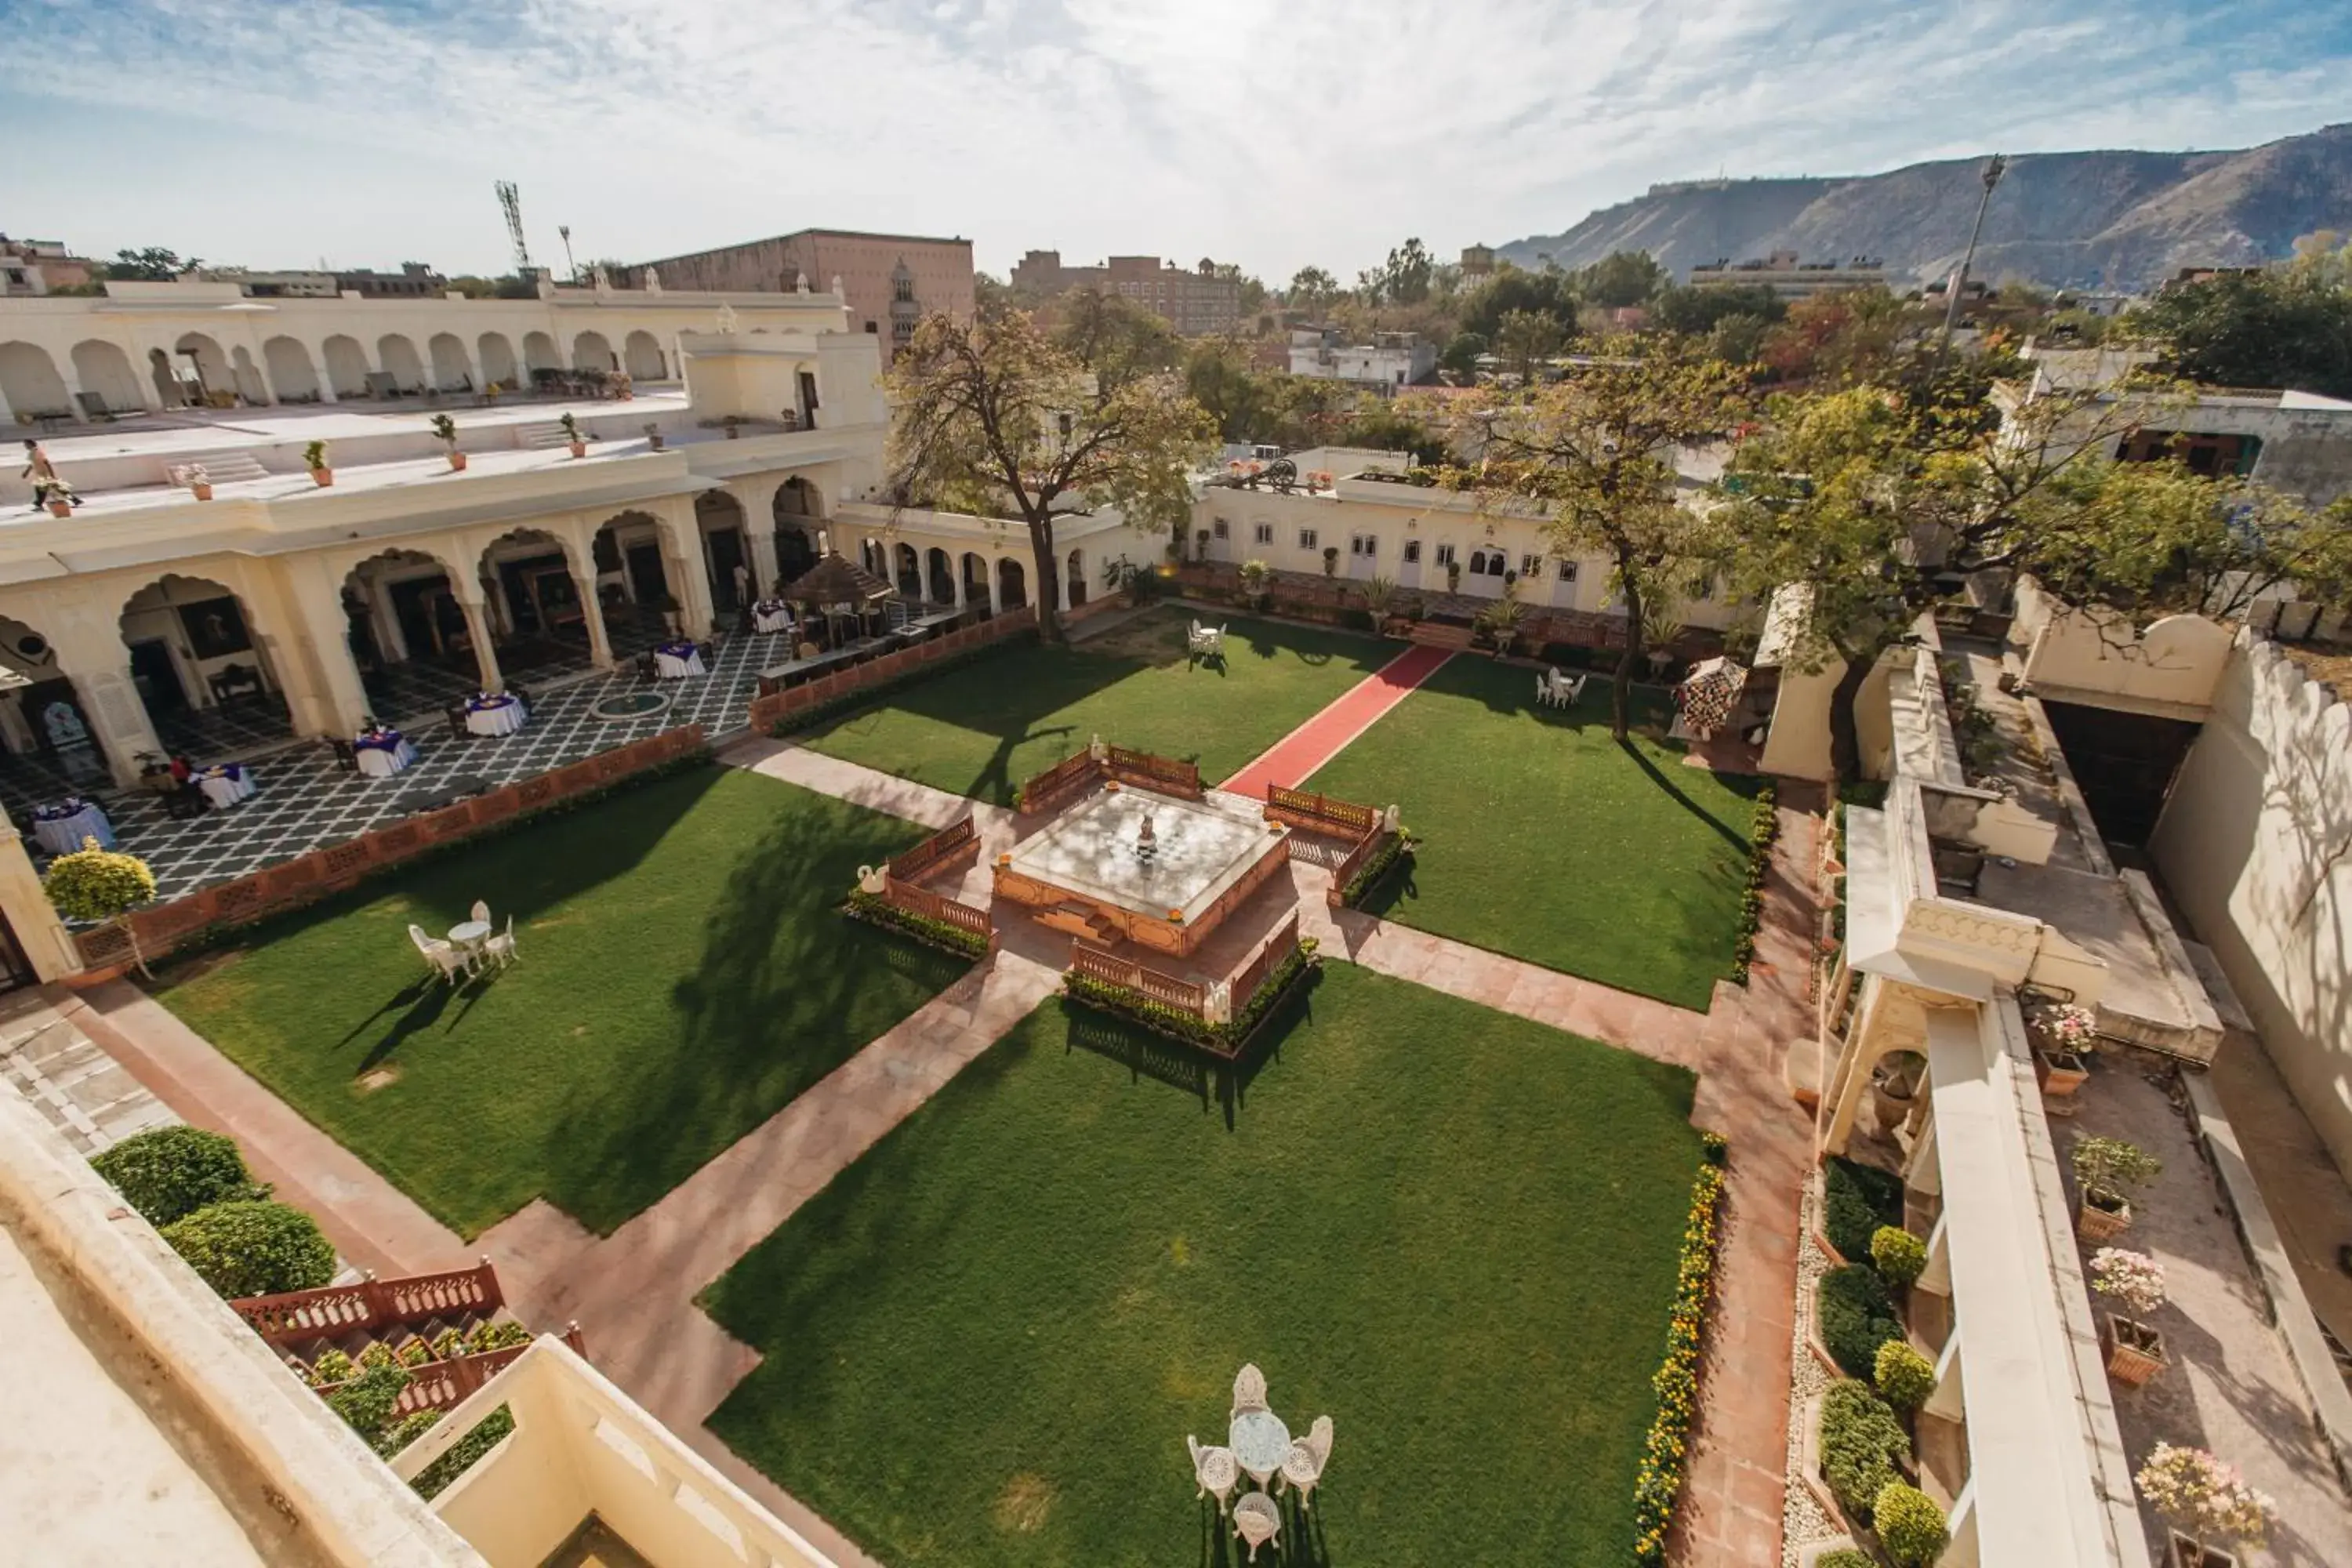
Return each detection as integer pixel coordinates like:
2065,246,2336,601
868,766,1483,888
422,940,471,985
470,898,491,925
1188,1435,1239,1515
1280,1415,1333,1507
1232,1492,1280,1563
482,914,518,969
1231,1362,1269,1419
408,924,445,974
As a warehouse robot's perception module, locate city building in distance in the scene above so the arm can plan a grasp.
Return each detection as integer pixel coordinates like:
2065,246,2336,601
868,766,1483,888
622,230,975,355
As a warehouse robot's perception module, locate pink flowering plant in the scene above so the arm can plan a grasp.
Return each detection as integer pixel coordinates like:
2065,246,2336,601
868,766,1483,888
2136,1443,2274,1545
2089,1248,2167,1316
2030,1000,2098,1051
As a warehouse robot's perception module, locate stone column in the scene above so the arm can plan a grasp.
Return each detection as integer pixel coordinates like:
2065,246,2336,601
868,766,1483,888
70,670,163,789
0,826,85,981
564,524,615,669
655,502,716,637
746,498,780,600
455,593,503,694
271,558,375,736
987,560,1004,616
952,559,968,609
1056,557,1073,615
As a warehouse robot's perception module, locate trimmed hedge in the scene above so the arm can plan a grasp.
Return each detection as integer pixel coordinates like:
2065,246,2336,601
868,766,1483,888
1338,832,1414,908
1874,1339,1936,1412
160,1199,336,1298
1063,942,1318,1056
844,890,991,960
1730,781,1778,982
1824,1156,1904,1261
1818,1378,1909,1524
1875,1480,1951,1566
1818,1263,1904,1377
1871,1224,1929,1287
1631,1150,1729,1566
90,1125,266,1226
1817,1553,1873,1568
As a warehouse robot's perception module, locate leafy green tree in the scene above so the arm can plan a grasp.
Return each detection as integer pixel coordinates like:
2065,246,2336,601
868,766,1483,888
1286,265,1341,315
1211,263,1268,314
1377,238,1436,306
2135,254,2352,399
885,309,1217,641
1573,250,1668,309
1492,310,1565,383
1457,337,1748,737
1459,264,1578,340
1183,339,1271,441
1653,282,1786,335
44,842,155,924
446,275,496,299
104,247,196,281
1341,406,1448,465
1439,331,1488,379
1050,289,1180,393
161,1200,336,1298
1706,312,1774,368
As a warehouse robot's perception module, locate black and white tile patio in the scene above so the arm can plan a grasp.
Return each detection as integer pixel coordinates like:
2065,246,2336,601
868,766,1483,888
45,626,800,906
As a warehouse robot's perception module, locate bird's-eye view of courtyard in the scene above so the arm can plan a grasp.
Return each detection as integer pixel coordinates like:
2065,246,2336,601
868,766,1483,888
11,9,2352,1568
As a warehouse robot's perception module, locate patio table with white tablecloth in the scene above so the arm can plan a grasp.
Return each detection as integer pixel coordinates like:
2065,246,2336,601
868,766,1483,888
197,763,258,811
464,693,529,737
653,641,706,679
354,731,418,779
1228,1409,1291,1487
31,798,112,855
752,600,797,636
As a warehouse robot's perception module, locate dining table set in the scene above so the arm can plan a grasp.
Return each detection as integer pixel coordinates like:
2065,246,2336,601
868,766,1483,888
463,691,529,737
408,898,520,984
354,725,419,779
1187,1364,1334,1563
751,597,798,637
195,761,258,811
30,796,113,855
653,640,706,680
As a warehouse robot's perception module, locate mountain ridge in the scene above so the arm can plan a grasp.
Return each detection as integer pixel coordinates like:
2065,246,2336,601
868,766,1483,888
1496,124,2352,292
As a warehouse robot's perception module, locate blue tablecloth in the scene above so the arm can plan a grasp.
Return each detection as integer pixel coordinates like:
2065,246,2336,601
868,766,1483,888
31,800,112,855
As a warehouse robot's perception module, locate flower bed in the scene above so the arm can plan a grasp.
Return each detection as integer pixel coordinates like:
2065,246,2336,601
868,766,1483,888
1062,940,1318,1058
1630,1134,1729,1566
843,889,991,961
1338,830,1415,908
1732,780,1779,982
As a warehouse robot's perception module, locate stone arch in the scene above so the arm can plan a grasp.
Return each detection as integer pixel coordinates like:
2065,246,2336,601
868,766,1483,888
0,341,71,420
262,336,321,403
229,346,268,405
321,335,371,397
622,330,665,382
894,543,921,599
926,547,954,604
477,332,519,392
572,330,614,373
377,333,426,392
0,611,107,786
695,489,751,610
960,551,990,609
997,556,1028,611
478,526,595,663
173,332,233,401
117,572,292,756
69,340,143,415
590,509,674,633
522,331,561,379
427,332,471,391
340,546,472,710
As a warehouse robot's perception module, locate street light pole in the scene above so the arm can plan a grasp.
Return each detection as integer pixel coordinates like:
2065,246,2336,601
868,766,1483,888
1940,154,2008,353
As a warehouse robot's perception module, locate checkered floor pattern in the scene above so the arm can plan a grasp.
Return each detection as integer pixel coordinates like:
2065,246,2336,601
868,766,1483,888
42,626,797,906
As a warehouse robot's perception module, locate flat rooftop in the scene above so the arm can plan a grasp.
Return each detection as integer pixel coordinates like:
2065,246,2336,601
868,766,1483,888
1005,786,1283,924
31,390,690,465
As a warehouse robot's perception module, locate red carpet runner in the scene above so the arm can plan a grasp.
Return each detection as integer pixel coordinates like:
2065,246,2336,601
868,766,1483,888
1220,643,1454,798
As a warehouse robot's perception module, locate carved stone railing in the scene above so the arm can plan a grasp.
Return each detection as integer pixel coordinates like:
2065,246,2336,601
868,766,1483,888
1070,941,1208,1017
881,875,992,942
1265,786,1377,837
887,817,978,884
233,1261,505,1348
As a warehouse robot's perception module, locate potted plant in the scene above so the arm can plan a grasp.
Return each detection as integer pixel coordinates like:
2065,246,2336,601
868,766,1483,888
2073,1135,2161,1241
1238,558,1272,612
722,414,742,440
1445,557,1462,592
559,412,586,458
303,439,333,488
1870,1049,1928,1134
429,413,466,471
1476,594,1526,657
37,474,77,517
644,422,666,452
2030,1000,2098,1097
2090,1247,2168,1386
42,840,158,974
1321,544,1340,579
1362,575,1400,633
185,463,213,502
2136,1443,2273,1567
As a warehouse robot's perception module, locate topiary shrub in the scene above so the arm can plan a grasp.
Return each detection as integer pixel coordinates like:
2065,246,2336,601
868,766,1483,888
1871,1224,1929,1288
1824,1156,1904,1261
1874,1481,1950,1566
325,1360,409,1447
1818,1262,1905,1376
89,1125,266,1226
1818,1380,1909,1524
1874,1339,1936,1411
1817,1554,1873,1568
159,1200,335,1298
42,839,156,922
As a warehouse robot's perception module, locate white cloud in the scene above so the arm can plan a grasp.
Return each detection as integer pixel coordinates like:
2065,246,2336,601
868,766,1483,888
8,0,2349,281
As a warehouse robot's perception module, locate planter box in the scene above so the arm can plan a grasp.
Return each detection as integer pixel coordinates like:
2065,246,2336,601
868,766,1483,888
2078,1189,2132,1242
2040,1049,2091,1097
2102,1313,2166,1387
2169,1533,2235,1568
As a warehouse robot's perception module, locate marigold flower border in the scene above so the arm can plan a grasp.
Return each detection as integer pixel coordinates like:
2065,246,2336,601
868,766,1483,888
1632,1134,1729,1566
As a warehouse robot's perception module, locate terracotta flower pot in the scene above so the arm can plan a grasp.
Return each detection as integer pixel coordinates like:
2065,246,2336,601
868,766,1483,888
2169,1532,2235,1568
648,434,665,452
446,450,469,472
2102,1313,2166,1386
45,499,71,517
2078,1188,2132,1241
190,482,213,501
310,467,334,488
568,440,587,458
2040,1049,2090,1098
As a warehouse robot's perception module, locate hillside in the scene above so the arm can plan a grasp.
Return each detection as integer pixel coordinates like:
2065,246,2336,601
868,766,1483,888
1497,123,2352,292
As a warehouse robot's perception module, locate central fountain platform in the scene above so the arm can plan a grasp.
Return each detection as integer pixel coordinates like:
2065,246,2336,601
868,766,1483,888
996,786,1291,957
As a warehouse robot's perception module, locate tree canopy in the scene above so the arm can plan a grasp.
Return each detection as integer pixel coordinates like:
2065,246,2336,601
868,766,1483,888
103,247,196,281
2134,248,2352,400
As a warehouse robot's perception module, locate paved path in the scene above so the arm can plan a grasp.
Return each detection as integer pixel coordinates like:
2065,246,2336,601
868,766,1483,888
1221,641,1453,797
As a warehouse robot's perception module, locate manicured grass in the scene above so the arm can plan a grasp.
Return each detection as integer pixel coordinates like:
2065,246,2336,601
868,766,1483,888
154,768,967,1238
801,607,1391,803
1309,656,1761,1011
705,964,1702,1568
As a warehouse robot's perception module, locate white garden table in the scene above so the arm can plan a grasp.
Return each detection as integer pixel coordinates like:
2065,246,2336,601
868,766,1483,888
1228,1408,1290,1489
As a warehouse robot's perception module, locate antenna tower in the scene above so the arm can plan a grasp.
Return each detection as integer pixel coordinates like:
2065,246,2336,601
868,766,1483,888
495,181,532,274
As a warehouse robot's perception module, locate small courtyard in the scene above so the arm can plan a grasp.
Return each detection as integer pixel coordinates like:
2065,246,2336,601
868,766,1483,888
800,607,1392,802
153,767,967,1236
702,964,1706,1568
1307,655,1762,1011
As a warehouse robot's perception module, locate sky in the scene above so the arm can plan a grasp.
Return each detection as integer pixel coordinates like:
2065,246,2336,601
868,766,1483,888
7,0,2351,285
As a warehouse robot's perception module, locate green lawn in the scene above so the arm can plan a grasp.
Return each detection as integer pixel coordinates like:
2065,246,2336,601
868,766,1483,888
1308,657,1761,1011
154,768,967,1238
801,607,1390,803
705,964,1701,1568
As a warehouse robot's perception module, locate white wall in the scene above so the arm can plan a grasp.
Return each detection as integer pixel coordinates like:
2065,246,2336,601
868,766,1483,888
2151,634,2352,1179
2009,582,2232,717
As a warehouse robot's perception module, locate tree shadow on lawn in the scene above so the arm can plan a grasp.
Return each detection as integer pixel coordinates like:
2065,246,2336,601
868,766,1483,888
533,789,971,1233
1615,737,1761,854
